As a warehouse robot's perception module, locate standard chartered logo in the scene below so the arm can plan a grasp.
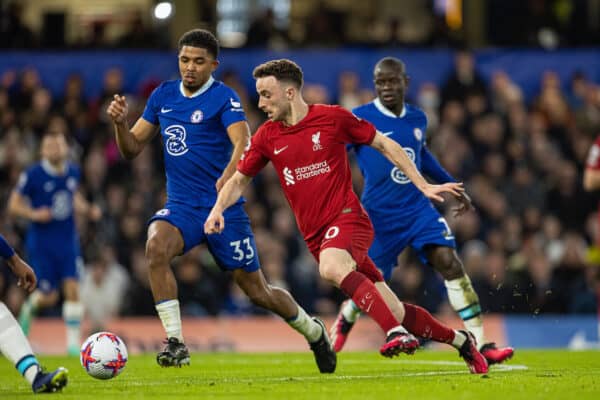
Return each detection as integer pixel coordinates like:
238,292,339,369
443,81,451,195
283,161,331,185
284,167,295,185
390,147,416,184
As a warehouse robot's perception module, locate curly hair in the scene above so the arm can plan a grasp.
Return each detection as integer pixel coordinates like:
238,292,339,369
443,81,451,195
178,29,219,58
252,59,303,88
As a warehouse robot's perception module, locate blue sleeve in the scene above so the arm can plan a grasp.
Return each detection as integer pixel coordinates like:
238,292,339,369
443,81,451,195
0,234,15,259
141,86,161,125
220,88,246,128
421,145,456,183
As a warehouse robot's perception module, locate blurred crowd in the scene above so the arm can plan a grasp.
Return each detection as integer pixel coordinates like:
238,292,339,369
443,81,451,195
0,49,599,332
2,1,599,50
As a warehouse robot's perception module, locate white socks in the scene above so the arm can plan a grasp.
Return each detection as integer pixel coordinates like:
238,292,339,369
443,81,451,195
287,306,323,343
341,300,362,323
451,330,468,349
63,301,83,352
0,302,40,384
156,299,183,342
445,276,485,346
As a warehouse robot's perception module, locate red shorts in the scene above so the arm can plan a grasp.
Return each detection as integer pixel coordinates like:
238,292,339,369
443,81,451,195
306,205,383,282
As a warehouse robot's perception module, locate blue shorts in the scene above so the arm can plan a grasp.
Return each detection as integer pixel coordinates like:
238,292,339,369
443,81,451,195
149,202,260,273
26,240,81,292
368,205,456,280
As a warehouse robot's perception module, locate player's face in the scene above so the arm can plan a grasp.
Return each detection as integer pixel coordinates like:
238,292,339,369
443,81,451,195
374,65,408,110
41,134,68,164
178,46,219,92
256,76,291,122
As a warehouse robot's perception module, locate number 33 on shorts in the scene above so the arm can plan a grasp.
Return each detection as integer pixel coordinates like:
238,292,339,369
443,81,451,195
230,237,255,262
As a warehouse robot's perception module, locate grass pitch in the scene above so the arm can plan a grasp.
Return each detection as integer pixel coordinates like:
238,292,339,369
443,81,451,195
1,350,598,399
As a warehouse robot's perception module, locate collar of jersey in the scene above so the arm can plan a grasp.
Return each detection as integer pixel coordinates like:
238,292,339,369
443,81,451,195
373,98,406,118
41,159,67,176
179,76,214,98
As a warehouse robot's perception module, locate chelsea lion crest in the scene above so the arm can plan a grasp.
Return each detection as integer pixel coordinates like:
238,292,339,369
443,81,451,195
413,128,423,141
191,110,203,123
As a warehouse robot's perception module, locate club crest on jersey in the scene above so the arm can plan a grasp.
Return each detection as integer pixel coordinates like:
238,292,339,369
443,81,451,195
414,128,423,141
312,131,323,151
191,110,203,123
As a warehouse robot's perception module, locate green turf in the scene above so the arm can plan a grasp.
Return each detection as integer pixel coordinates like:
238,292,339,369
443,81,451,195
1,350,599,399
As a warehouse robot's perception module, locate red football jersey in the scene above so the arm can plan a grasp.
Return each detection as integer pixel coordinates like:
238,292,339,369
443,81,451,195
238,104,376,240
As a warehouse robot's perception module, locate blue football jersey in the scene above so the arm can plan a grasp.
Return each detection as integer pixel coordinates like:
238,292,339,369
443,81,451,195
351,99,432,221
142,76,246,208
16,160,80,252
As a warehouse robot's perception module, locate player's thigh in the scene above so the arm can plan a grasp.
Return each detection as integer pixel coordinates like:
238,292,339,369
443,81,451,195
369,233,407,281
319,210,373,263
147,205,198,256
206,206,260,273
411,214,457,270
27,249,61,293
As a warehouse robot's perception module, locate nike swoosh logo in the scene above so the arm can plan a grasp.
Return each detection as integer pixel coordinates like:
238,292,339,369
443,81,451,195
274,146,289,155
161,107,173,113
381,131,394,136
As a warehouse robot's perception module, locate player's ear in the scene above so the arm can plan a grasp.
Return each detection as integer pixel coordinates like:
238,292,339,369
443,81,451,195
211,59,220,71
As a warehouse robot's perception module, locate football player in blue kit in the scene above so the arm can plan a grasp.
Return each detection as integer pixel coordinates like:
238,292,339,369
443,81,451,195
330,57,514,365
8,130,101,356
0,233,68,393
106,29,335,372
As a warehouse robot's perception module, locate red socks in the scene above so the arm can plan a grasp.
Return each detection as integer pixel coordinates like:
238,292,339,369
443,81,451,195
340,271,399,333
401,303,456,344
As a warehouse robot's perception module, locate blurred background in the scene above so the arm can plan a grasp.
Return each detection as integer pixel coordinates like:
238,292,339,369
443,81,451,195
1,0,600,351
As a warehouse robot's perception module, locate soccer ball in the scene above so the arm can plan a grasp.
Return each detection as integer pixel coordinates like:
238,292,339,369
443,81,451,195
80,332,128,379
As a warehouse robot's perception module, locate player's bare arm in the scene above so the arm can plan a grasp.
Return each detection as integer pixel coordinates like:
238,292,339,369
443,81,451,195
107,94,158,159
370,132,464,202
217,120,251,192
452,191,474,217
74,191,102,221
205,171,253,234
6,253,37,292
583,168,600,191
7,191,52,223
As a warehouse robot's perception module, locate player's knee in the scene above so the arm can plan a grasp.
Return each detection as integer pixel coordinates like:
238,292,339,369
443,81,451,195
435,252,464,280
145,237,172,266
319,261,346,285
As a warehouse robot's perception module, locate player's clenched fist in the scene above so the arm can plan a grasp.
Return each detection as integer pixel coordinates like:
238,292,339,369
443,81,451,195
204,210,225,234
106,94,128,123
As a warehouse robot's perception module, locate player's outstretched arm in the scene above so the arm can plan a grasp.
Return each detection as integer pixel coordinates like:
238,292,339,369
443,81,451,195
107,94,157,159
0,234,37,292
6,254,37,292
370,132,464,202
205,171,253,234
7,191,52,223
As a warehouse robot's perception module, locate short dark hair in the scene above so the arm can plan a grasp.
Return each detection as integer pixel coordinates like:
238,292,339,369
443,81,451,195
252,59,303,88
178,29,219,58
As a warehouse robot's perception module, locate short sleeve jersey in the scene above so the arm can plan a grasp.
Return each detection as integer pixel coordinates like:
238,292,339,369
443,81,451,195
238,104,376,240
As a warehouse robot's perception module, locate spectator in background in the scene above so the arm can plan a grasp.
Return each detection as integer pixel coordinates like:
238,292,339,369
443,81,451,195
441,50,487,106
80,244,129,332
245,8,289,50
0,2,37,48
